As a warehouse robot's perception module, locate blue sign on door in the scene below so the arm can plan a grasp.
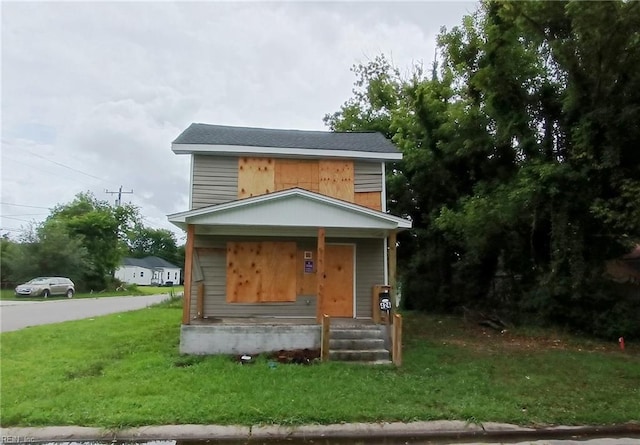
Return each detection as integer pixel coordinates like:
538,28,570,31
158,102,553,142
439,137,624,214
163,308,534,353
304,260,314,273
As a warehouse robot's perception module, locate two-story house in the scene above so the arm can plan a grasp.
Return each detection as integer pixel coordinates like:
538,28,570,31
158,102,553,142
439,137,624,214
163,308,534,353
168,123,411,356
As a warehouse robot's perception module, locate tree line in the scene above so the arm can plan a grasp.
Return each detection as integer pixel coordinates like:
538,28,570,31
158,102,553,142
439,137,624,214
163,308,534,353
1,192,184,291
325,0,640,338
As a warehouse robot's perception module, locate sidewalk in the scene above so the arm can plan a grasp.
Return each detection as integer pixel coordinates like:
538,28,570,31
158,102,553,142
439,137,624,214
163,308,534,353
3,421,640,442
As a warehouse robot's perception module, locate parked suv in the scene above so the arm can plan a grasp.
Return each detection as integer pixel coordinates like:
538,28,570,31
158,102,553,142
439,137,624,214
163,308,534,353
15,277,75,298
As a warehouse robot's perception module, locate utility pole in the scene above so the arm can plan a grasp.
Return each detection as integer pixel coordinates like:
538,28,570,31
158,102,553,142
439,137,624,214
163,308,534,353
105,185,133,207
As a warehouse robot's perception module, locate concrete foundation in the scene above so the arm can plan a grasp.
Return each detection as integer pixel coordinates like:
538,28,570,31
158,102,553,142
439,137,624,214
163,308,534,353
180,324,321,355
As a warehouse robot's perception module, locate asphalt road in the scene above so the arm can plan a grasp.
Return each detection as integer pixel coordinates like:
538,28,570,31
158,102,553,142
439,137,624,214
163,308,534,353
0,294,171,332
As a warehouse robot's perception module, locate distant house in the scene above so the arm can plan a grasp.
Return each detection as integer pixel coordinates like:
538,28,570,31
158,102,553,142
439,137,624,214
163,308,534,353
115,256,181,286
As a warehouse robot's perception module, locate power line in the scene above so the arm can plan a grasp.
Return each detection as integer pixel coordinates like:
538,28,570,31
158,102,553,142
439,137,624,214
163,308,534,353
0,202,51,210
3,155,99,189
2,213,48,217
0,227,29,233
20,148,107,182
1,216,36,223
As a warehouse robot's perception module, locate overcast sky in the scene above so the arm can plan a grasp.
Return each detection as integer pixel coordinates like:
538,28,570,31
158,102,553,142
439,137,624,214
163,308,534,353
1,1,478,243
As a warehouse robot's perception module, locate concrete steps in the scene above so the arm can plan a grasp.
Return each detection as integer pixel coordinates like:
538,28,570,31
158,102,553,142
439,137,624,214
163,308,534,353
328,324,391,364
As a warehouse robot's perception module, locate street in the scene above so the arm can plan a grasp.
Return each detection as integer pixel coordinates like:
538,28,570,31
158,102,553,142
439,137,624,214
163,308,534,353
0,294,171,332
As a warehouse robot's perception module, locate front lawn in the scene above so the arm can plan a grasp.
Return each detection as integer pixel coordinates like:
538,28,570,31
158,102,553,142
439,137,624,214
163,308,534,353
1,306,638,428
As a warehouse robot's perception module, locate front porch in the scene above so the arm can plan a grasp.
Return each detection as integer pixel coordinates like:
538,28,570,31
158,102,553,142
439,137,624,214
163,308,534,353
180,316,400,364
169,188,409,362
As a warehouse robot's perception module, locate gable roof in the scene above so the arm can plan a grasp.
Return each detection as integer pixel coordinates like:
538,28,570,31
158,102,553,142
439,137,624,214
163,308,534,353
172,123,402,161
168,188,411,238
122,256,180,270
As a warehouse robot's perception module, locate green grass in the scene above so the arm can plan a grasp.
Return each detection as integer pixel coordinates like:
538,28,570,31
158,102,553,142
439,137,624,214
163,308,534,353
1,309,638,428
0,285,184,301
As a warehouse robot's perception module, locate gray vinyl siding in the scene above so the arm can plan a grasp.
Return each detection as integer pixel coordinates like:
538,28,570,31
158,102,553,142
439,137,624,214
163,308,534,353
191,157,380,208
190,235,384,319
191,155,238,209
355,238,385,318
354,161,383,192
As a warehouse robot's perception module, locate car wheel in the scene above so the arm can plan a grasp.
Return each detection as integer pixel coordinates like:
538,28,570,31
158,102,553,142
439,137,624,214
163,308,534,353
42,289,50,298
66,289,74,298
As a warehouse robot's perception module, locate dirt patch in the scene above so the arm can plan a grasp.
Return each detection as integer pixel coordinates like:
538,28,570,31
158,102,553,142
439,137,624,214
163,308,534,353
233,348,321,365
409,315,631,355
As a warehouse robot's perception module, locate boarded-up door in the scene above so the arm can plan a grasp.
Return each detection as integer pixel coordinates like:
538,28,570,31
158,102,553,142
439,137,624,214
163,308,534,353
321,244,354,317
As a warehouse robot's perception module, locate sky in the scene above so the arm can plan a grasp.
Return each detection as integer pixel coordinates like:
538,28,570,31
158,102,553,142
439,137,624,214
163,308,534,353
1,1,478,244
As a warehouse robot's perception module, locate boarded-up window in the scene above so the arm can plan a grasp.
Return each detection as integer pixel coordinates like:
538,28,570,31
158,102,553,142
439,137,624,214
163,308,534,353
319,160,354,202
226,241,296,303
354,191,382,211
238,157,275,199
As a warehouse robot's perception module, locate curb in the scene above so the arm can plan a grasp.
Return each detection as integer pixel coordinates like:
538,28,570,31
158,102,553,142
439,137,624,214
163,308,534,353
3,421,640,443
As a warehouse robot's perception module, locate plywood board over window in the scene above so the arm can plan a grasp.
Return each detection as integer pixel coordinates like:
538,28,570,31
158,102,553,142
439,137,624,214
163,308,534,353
238,157,275,199
226,241,296,303
319,160,354,202
275,159,319,193
354,191,382,211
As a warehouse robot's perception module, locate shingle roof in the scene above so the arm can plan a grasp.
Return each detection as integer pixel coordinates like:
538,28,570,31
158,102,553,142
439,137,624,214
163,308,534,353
122,256,180,270
172,123,400,154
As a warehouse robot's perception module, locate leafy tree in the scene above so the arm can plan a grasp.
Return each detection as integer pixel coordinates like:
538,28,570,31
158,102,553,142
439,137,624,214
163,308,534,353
326,1,640,338
3,221,91,286
128,225,180,265
45,192,138,290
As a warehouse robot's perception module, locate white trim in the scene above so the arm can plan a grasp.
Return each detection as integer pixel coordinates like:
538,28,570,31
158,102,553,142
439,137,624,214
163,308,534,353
172,143,403,161
188,155,194,209
383,237,389,286
381,162,387,213
168,188,412,229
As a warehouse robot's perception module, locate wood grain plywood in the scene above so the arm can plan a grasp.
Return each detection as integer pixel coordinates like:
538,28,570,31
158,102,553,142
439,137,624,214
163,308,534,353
321,244,354,317
226,241,297,303
226,242,262,302
260,241,297,302
319,160,354,202
275,159,319,193
238,157,275,199
296,248,317,295
354,191,382,211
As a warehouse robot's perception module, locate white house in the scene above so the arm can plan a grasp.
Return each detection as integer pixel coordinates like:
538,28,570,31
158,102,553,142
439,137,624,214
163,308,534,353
115,256,181,286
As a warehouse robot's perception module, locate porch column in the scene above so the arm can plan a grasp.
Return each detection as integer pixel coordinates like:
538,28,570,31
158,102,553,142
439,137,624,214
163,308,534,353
316,227,326,323
182,224,195,325
389,230,397,306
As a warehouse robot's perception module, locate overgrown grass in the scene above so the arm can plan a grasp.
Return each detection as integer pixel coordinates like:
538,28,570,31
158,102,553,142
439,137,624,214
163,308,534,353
0,286,183,301
1,309,638,428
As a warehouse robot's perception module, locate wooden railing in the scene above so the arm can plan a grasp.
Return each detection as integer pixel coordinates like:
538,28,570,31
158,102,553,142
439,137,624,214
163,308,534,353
392,313,403,366
321,314,330,361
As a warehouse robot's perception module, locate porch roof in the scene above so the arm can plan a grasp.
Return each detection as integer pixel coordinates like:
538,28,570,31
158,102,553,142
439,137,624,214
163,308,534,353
167,188,412,238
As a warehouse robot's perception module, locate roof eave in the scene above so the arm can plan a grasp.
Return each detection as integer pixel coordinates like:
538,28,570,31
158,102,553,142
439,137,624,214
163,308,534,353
171,143,403,161
167,188,412,231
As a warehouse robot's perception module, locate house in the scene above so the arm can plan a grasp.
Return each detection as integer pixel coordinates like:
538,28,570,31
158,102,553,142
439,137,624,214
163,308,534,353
115,256,181,286
167,123,412,357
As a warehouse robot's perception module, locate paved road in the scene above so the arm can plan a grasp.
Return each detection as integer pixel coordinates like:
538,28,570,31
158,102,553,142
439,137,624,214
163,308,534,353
0,294,171,332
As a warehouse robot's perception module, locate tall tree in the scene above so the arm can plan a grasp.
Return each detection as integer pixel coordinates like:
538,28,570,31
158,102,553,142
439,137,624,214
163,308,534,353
46,192,139,289
326,1,640,338
128,225,179,265
3,221,91,286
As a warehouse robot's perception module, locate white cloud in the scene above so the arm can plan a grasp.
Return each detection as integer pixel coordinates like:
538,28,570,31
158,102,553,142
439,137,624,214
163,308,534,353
1,1,477,239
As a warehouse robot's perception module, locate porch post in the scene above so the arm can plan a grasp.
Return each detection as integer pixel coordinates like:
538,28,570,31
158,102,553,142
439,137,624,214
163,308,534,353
389,230,397,307
182,224,195,325
316,227,326,323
